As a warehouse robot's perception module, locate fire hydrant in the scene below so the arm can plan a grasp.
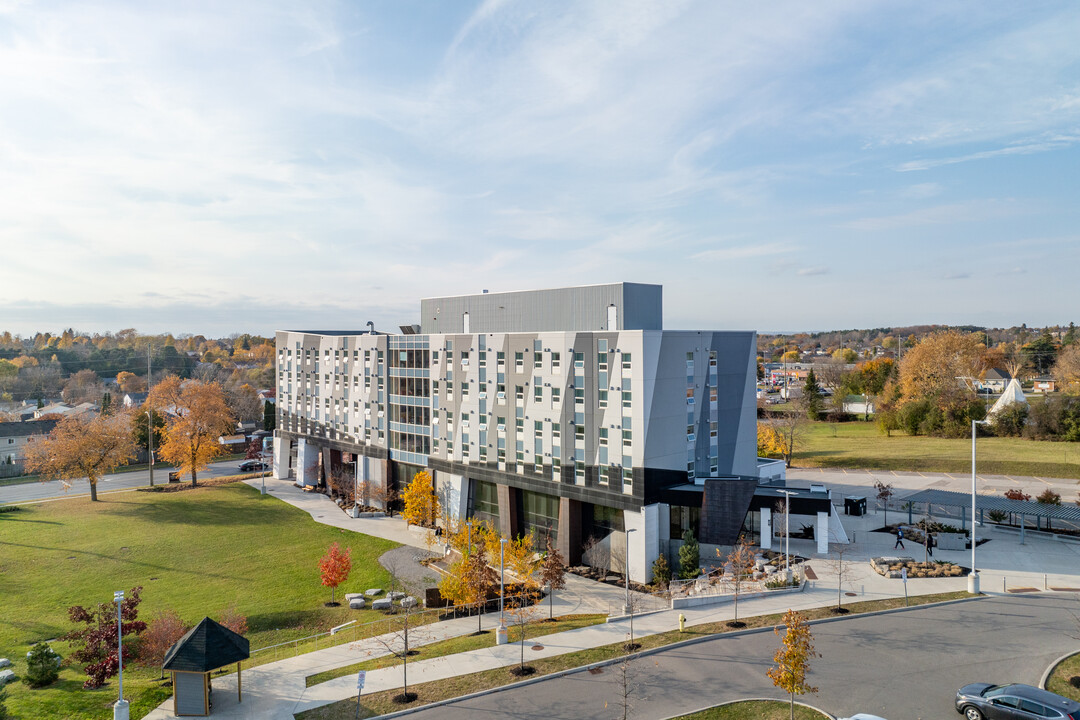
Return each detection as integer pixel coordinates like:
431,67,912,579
679,614,686,633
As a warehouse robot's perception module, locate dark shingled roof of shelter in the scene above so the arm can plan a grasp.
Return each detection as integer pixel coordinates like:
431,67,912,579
162,617,249,673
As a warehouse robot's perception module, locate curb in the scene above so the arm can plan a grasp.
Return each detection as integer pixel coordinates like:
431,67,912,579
658,697,836,720
1040,649,1079,691
366,594,984,719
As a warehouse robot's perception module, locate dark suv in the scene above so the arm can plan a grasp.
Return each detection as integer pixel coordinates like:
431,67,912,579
956,683,1080,720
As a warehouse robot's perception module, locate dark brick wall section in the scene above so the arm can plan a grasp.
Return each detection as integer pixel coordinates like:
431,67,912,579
497,483,521,539
700,477,758,545
557,497,583,566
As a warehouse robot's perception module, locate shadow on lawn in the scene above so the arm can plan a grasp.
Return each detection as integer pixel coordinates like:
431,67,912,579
0,540,240,581
99,496,281,527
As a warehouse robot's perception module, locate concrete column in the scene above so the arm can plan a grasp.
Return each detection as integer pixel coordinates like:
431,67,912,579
296,440,319,487
437,473,468,525
760,507,772,551
496,483,520,539
557,497,583,565
272,435,288,480
816,511,829,554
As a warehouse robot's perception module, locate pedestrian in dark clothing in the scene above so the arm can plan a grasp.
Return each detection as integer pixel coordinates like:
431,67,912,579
894,528,905,549
925,531,933,558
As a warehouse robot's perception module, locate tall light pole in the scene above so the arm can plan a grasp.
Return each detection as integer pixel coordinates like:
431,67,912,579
970,419,989,593
499,537,508,625
113,590,128,720
778,489,796,581
145,411,154,488
623,527,638,615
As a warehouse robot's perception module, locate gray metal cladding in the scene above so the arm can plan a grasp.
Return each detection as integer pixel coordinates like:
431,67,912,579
420,283,662,334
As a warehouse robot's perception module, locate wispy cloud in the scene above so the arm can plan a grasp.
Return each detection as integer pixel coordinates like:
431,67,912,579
840,200,1024,232
797,267,829,276
691,241,794,263
896,135,1080,172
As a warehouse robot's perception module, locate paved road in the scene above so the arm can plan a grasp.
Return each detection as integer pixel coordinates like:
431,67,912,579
0,460,251,504
406,593,1080,720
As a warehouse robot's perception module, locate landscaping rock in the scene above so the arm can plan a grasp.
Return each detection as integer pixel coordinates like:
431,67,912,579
345,593,364,601
388,591,406,600
349,598,367,610
372,598,393,610
365,588,383,597
400,596,417,609
0,669,14,687
0,658,8,669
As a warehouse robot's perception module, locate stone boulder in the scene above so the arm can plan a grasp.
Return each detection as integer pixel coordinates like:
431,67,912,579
372,598,393,611
0,658,9,669
400,596,417,609
345,593,364,601
0,669,14,687
365,588,383,597
349,598,367,610
388,591,406,600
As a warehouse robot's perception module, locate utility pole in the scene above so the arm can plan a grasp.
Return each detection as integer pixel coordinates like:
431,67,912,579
147,345,154,487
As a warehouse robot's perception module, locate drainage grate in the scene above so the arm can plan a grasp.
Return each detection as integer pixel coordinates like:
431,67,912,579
588,667,604,675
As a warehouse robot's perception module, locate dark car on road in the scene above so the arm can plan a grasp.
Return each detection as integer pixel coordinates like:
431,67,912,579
239,461,269,472
956,683,1079,720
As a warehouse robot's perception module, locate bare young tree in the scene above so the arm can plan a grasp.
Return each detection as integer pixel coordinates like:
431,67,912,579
770,403,807,468
822,544,853,614
874,481,895,526
722,534,757,628
507,599,540,677
367,602,429,705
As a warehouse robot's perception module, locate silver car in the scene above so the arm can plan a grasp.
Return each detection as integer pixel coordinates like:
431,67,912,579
955,683,1080,720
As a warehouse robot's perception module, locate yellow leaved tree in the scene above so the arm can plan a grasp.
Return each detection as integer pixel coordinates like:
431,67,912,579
24,413,137,501
401,470,439,527
147,376,235,486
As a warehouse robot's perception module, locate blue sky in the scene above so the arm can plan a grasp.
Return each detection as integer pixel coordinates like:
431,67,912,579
2,1,1078,337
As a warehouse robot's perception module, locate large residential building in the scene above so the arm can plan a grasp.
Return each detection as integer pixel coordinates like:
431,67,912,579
273,283,760,581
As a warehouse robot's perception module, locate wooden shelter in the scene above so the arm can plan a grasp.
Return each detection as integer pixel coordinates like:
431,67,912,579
162,617,250,716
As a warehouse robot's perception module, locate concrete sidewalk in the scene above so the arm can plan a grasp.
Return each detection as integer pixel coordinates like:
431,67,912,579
141,475,1080,719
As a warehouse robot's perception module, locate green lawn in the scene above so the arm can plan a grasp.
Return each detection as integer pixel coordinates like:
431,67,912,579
0,482,399,720
794,420,1080,478
1046,652,1080,702
672,700,829,719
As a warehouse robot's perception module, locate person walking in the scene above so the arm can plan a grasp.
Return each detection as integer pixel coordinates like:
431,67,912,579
925,531,934,558
894,527,905,549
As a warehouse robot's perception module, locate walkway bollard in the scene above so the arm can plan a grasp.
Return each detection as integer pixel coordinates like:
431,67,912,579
679,614,686,633
1003,576,1006,593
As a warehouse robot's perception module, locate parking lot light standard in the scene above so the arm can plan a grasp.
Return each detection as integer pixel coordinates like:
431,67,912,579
113,590,128,720
970,419,989,594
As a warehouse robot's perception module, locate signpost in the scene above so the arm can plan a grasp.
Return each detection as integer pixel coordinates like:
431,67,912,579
901,567,908,606
354,671,366,719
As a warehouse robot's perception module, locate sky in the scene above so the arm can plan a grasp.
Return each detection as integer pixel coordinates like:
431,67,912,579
1,1,1078,337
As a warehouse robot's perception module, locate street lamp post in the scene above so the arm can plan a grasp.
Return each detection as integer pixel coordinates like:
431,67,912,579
145,411,154,488
623,527,637,615
499,538,508,625
113,590,128,720
778,489,796,581
970,419,989,593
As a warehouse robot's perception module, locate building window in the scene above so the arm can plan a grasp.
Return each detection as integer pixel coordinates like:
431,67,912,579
552,387,560,406
622,352,631,370
515,385,524,401
534,421,543,437
515,352,524,370
552,422,560,439
598,389,607,408
622,429,632,446
534,379,543,402
551,352,560,370
461,382,469,399
574,352,584,369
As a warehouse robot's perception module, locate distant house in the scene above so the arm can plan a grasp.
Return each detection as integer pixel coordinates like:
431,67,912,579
842,394,875,416
1031,376,1056,393
257,389,276,404
123,392,149,409
217,434,247,451
0,419,59,478
34,402,75,419
981,368,1011,393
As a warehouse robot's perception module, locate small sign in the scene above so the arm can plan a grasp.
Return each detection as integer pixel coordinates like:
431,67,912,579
901,567,908,583
357,670,366,690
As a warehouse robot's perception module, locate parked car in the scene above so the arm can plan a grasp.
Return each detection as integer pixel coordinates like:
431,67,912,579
955,683,1080,720
239,460,269,472
839,715,889,720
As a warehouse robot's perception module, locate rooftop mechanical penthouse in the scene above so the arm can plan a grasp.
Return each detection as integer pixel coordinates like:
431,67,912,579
273,283,759,582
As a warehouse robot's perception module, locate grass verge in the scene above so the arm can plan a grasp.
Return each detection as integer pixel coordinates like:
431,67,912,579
297,591,971,719
671,700,830,719
305,613,607,687
0,481,399,720
1046,652,1080,702
794,420,1080,478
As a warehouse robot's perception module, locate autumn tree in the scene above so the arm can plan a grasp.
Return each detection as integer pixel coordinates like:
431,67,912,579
25,413,137,501
539,539,566,620
61,368,105,405
116,371,147,394
401,470,439,527
768,402,807,468
722,534,757,628
225,382,262,425
148,376,235,486
767,609,820,720
758,423,786,459
461,544,498,632
219,604,248,636
1053,343,1080,393
138,609,188,678
505,531,540,597
319,542,352,606
65,586,147,689
895,331,986,436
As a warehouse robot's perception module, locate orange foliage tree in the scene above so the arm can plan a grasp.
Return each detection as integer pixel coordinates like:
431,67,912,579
138,609,188,677
148,376,235,486
24,413,137,501
319,542,352,605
